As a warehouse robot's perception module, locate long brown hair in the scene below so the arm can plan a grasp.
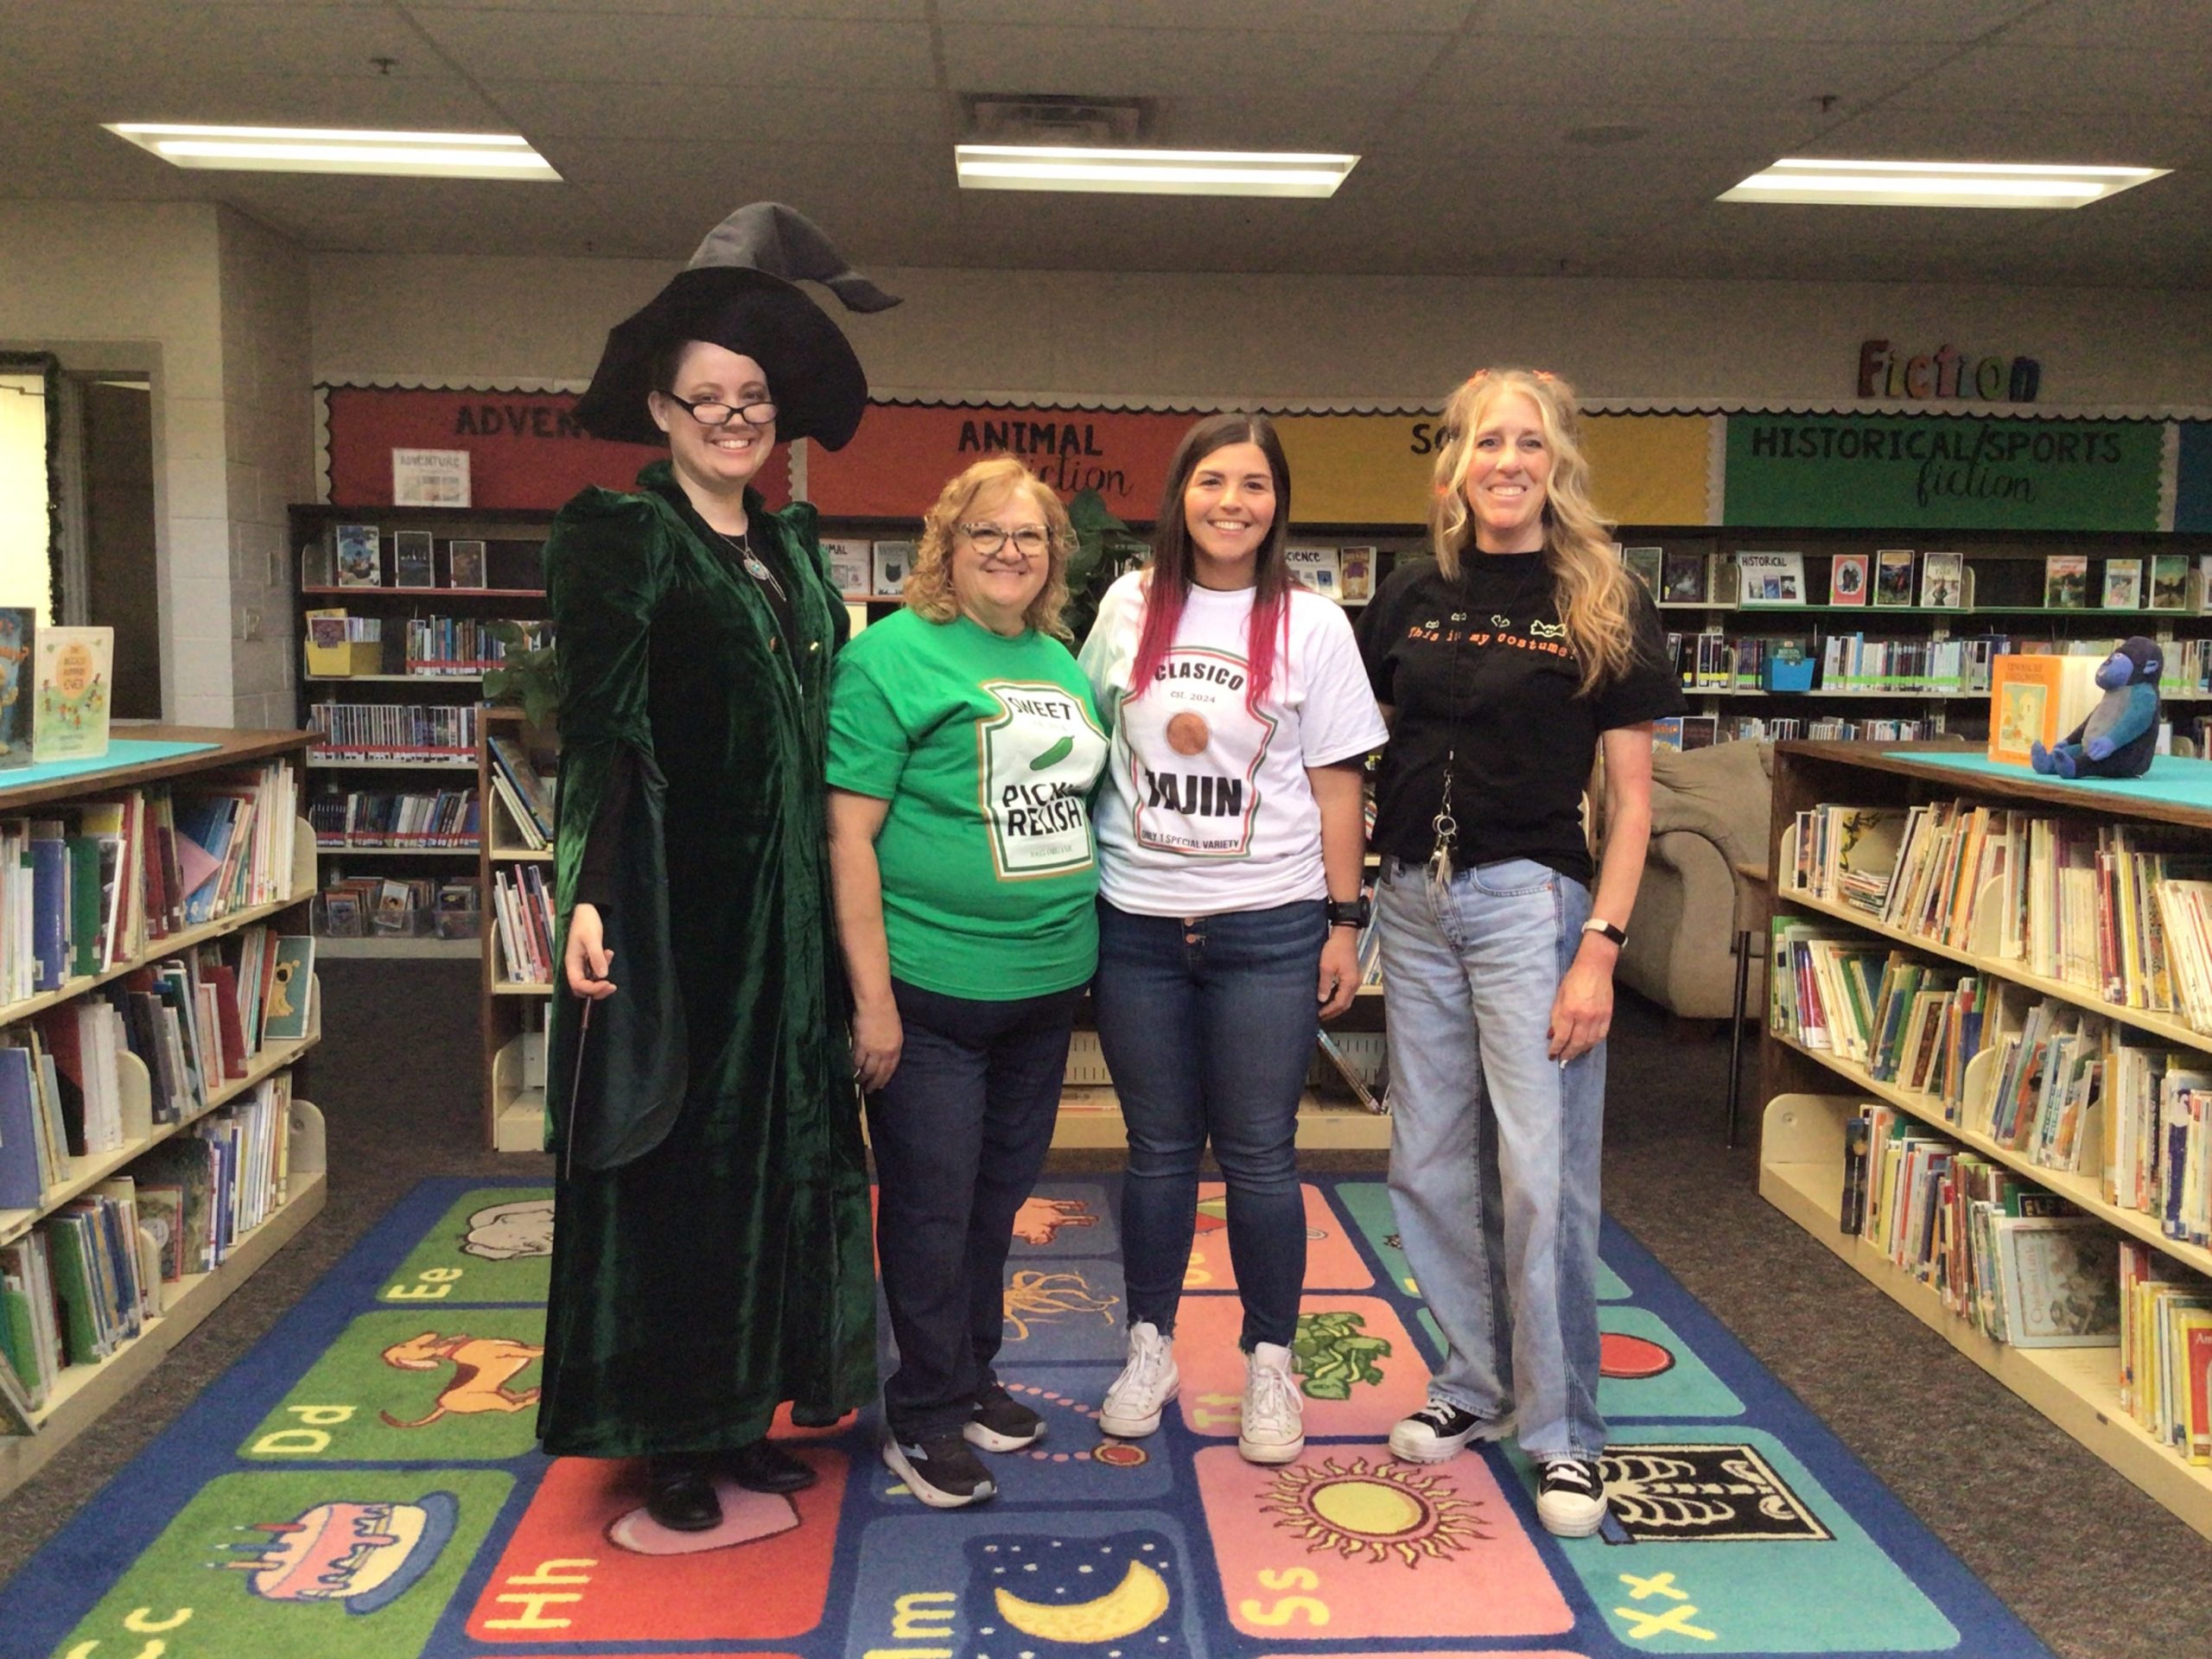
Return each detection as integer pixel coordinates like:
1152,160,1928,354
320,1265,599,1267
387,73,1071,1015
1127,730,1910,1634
1428,368,1633,696
1131,414,1293,716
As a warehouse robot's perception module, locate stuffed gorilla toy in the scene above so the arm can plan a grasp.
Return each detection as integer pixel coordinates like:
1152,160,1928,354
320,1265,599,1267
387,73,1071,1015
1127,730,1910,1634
2030,635,2162,779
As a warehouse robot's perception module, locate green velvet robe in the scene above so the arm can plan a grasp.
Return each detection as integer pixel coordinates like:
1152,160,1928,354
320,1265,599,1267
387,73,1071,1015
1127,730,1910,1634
535,459,875,1459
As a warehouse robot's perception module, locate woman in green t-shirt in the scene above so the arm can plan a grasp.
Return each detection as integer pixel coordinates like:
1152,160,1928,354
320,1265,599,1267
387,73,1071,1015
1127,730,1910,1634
825,457,1109,1509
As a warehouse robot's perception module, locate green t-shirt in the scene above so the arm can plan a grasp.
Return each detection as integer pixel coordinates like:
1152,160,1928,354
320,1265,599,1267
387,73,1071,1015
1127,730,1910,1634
826,608,1109,999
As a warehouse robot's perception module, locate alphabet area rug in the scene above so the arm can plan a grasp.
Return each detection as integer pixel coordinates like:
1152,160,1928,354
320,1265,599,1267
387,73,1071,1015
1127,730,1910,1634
0,1177,2051,1659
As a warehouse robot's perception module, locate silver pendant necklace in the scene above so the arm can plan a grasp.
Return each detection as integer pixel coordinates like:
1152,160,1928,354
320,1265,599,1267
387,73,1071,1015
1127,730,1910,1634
711,523,788,607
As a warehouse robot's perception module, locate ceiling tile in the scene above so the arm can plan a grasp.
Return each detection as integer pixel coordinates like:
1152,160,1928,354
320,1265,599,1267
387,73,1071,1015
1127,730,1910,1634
1421,34,1958,110
935,0,1477,28
404,10,938,88
938,23,1450,104
1881,46,2212,116
1809,105,2212,168
4,3,450,84
1469,0,2044,42
484,80,950,145
1993,0,2212,52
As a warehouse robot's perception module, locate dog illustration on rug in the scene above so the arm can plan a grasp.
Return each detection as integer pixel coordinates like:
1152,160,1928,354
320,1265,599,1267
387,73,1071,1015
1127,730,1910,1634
378,1332,544,1427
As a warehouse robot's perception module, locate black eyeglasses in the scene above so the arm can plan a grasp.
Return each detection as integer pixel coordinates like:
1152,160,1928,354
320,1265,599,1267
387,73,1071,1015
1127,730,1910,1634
960,524,1052,557
663,391,779,429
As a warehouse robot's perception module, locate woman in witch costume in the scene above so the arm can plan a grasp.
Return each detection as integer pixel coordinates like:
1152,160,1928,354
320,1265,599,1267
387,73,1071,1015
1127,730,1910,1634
539,203,898,1532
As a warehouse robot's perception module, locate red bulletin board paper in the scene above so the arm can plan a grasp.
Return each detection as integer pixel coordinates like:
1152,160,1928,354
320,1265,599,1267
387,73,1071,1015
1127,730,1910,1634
322,385,791,510
804,402,1193,519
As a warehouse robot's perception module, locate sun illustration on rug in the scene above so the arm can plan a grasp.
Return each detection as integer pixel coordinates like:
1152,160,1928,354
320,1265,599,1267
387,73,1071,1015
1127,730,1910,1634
1002,1269,1120,1341
1259,1456,1489,1566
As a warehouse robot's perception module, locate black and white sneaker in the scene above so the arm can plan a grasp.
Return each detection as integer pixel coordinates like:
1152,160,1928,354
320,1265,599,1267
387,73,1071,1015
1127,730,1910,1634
966,1382,1046,1452
883,1433,997,1508
1535,1457,1607,1536
1389,1399,1513,1463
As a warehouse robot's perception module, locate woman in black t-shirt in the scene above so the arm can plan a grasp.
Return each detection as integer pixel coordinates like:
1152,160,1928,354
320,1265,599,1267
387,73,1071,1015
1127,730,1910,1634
1354,368,1682,1540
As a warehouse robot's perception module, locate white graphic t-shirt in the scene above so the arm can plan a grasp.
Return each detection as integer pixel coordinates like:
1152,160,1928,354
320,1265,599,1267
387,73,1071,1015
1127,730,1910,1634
1078,571,1389,916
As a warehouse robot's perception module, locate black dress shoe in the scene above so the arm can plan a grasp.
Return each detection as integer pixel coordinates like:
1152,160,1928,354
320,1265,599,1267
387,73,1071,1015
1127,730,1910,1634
645,1456,722,1531
727,1439,817,1493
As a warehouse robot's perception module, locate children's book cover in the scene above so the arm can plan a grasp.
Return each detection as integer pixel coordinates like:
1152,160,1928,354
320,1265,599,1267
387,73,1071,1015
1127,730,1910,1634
32,626,113,764
0,608,35,770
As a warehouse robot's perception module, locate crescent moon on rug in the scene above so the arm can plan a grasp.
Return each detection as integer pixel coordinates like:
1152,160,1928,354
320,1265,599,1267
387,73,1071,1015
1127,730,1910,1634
993,1557,1171,1643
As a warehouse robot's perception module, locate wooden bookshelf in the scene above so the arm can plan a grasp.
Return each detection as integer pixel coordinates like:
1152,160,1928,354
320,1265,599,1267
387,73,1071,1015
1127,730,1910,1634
0,729,321,1497
1757,738,2212,1540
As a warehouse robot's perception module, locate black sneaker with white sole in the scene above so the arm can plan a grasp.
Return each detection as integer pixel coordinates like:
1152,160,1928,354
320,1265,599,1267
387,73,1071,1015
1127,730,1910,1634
1389,1400,1513,1463
1535,1456,1607,1536
883,1432,997,1508
966,1382,1046,1452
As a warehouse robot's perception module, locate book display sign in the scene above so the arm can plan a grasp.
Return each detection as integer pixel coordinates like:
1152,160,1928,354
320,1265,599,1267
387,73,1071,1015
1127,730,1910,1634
391,448,471,508
1737,551,1805,607
1725,414,2164,531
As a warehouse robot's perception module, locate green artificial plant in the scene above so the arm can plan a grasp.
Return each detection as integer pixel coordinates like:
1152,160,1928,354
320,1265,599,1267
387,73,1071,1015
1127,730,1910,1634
481,620,561,732
1063,488,1150,645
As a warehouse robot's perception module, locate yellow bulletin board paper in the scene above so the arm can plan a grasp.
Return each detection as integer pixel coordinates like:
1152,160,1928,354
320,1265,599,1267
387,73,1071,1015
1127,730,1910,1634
1274,414,1440,524
1584,415,1713,526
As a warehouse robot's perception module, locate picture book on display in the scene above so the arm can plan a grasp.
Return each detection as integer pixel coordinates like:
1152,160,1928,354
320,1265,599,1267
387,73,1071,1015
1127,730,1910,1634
1828,554,1868,607
1872,549,1916,607
0,607,34,772
334,524,381,588
2151,553,2190,613
872,540,913,598
1987,652,2104,766
2044,554,2088,609
392,531,435,590
2104,558,2144,610
1619,546,1662,600
447,539,487,589
1660,550,1707,605
32,626,113,765
1919,551,1966,609
1338,546,1376,604
822,537,872,598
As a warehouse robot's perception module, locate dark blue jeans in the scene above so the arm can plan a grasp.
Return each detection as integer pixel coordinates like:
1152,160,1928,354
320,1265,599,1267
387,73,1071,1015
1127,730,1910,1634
868,977,1084,1442
1093,898,1325,1351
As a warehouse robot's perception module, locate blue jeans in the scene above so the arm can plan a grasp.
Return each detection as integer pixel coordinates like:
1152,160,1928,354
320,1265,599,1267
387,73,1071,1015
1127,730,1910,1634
868,978,1084,1441
1093,897,1325,1351
1378,855,1607,1462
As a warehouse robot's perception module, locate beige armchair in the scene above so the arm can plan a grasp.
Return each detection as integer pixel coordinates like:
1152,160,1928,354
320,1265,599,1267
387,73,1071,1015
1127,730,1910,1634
1615,741,1774,1021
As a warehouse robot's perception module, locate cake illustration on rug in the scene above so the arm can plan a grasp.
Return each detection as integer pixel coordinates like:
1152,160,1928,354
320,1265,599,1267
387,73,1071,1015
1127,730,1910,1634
219,1491,461,1613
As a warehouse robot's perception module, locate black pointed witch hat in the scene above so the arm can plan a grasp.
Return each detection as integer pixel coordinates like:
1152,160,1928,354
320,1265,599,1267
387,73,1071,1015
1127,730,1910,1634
571,202,900,450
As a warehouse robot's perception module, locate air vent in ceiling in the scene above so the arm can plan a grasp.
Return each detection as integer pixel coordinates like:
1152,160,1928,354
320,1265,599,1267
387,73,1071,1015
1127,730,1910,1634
961,94,1153,148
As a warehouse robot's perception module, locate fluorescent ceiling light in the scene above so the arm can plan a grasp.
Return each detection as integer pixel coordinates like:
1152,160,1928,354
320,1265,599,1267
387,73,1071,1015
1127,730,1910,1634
956,144,1357,198
105,123,560,181
1719,156,2166,209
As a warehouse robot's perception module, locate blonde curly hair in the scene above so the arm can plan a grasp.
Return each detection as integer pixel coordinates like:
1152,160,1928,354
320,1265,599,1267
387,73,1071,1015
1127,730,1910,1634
1428,367,1635,696
903,456,1076,639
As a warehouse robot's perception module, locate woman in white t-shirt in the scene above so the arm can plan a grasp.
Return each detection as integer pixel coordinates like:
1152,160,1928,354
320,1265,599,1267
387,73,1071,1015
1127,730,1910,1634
1077,413,1388,1465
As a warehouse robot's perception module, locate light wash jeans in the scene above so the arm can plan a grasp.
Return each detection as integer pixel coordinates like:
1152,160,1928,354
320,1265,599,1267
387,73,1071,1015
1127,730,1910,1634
1378,855,1607,1462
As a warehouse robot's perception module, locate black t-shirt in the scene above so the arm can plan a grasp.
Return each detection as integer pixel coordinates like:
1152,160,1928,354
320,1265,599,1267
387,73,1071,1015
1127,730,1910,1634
1355,553,1683,886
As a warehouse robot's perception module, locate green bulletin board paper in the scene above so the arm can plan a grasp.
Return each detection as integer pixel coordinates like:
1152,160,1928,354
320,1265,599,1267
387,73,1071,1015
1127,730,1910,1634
2177,421,2212,533
1724,415,2164,531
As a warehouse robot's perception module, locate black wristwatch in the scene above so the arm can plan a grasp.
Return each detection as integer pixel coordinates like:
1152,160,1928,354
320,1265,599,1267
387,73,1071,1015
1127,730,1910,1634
1325,894,1372,931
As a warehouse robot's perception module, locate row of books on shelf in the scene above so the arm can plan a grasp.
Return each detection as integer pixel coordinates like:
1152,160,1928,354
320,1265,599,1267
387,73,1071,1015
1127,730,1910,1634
309,788,480,850
307,702,480,762
401,617,548,677
0,1074,300,1423
0,764,297,1005
1660,629,2105,697
486,735,556,851
317,875,479,941
0,925,314,1214
492,866,556,985
1654,715,1936,752
1630,545,2212,613
1836,1104,2212,1463
1841,1103,2121,1346
1790,798,2212,1025
1772,918,2209,1244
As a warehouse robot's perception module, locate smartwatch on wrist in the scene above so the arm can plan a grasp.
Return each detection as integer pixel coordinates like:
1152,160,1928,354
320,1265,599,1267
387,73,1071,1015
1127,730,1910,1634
1581,917,1627,948
1325,894,1372,931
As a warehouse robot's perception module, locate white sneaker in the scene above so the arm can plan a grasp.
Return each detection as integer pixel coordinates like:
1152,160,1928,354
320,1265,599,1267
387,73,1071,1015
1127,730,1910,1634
1237,1342,1305,1464
1098,1320,1179,1438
